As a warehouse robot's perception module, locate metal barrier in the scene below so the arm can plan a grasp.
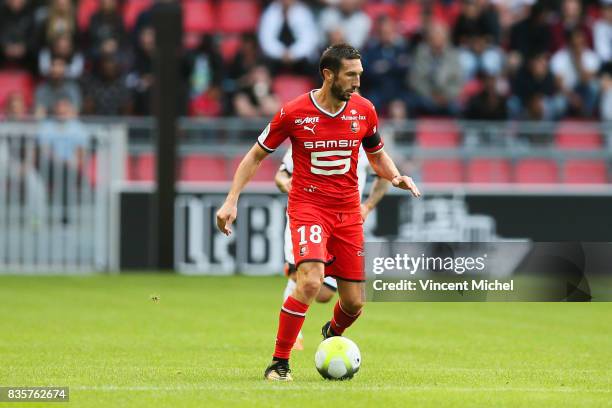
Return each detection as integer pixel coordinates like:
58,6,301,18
0,122,126,273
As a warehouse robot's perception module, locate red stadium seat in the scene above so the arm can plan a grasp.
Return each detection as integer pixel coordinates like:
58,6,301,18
432,1,462,27
0,70,34,109
555,121,602,150
421,159,464,183
272,75,314,105
123,0,152,30
416,119,460,148
183,0,215,34
364,2,399,22
230,155,279,181
133,153,155,181
180,154,228,181
563,160,608,184
77,0,99,31
466,158,511,183
219,35,242,62
398,1,423,35
514,159,559,184
218,0,260,33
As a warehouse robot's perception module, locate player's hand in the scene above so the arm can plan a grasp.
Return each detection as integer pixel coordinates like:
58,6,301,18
216,201,237,236
360,203,372,221
392,175,421,197
278,178,292,194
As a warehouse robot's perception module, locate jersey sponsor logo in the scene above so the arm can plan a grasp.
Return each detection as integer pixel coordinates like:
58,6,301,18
303,124,317,134
280,108,285,117
294,116,320,125
341,114,366,121
350,109,357,115
304,139,359,149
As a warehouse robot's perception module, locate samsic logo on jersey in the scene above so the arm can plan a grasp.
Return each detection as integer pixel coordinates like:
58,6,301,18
294,117,320,125
304,140,359,149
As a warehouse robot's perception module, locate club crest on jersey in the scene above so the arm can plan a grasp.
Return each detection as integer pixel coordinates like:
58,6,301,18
300,246,308,256
351,121,360,133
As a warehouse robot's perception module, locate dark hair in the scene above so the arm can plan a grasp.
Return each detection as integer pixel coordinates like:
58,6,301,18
319,43,361,78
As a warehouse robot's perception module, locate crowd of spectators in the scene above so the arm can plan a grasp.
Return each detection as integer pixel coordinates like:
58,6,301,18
2,0,612,122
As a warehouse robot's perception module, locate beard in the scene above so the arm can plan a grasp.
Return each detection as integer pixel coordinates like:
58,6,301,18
331,80,355,102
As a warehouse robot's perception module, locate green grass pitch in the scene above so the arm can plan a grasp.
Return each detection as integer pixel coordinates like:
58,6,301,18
0,274,610,407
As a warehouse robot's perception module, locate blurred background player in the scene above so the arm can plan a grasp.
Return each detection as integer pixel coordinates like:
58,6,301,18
274,144,389,350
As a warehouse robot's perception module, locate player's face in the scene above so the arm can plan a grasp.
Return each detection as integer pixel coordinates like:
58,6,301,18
331,59,363,102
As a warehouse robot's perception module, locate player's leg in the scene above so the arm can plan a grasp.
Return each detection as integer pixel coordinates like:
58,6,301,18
316,277,337,303
266,207,331,381
321,212,365,338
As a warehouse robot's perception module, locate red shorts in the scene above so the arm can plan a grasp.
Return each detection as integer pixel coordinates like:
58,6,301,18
288,203,364,282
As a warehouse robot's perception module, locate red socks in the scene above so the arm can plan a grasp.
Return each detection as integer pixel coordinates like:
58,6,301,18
273,296,309,360
330,300,361,335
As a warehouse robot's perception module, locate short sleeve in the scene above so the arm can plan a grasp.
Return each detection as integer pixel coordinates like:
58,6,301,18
257,108,289,153
362,103,384,154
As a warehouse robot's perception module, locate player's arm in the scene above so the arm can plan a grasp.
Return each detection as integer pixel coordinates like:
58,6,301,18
366,150,421,197
274,168,292,193
216,144,269,235
361,176,390,220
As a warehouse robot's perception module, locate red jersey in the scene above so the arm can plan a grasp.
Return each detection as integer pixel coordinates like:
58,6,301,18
257,90,384,212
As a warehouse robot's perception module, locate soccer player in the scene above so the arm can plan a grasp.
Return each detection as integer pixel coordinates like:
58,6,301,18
216,43,421,381
275,145,390,350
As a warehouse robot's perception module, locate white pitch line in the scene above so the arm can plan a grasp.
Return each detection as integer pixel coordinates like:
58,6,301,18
72,385,612,394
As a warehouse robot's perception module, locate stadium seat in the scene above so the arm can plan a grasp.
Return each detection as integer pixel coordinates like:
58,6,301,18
219,35,242,62
183,0,215,34
514,159,559,184
272,75,314,105
0,70,34,109
133,153,155,181
364,2,399,22
563,160,608,184
421,159,464,183
555,121,602,150
77,0,99,31
432,1,462,26
123,0,152,31
466,158,511,183
180,154,228,181
230,155,279,181
218,0,260,33
398,1,423,35
416,119,460,148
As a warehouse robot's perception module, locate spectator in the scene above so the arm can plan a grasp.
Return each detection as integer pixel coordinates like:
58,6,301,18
37,0,77,48
38,97,87,163
361,16,411,116
319,0,372,50
508,2,553,69
3,92,28,120
458,29,505,80
87,0,126,60
232,65,280,118
549,0,592,52
464,74,508,120
511,52,565,119
187,35,224,117
593,0,612,63
409,23,463,116
551,28,600,117
0,0,35,69
228,33,263,85
126,26,155,115
452,0,500,47
39,33,84,79
34,56,82,117
82,53,131,116
258,0,319,75
600,62,612,120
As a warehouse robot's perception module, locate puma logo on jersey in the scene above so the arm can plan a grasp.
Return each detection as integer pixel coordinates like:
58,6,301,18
303,124,316,134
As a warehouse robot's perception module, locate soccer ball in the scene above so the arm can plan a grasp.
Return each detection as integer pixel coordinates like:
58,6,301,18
314,336,361,380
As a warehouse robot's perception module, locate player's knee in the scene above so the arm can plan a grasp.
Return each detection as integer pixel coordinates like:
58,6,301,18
316,287,334,303
298,277,322,299
341,298,364,315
